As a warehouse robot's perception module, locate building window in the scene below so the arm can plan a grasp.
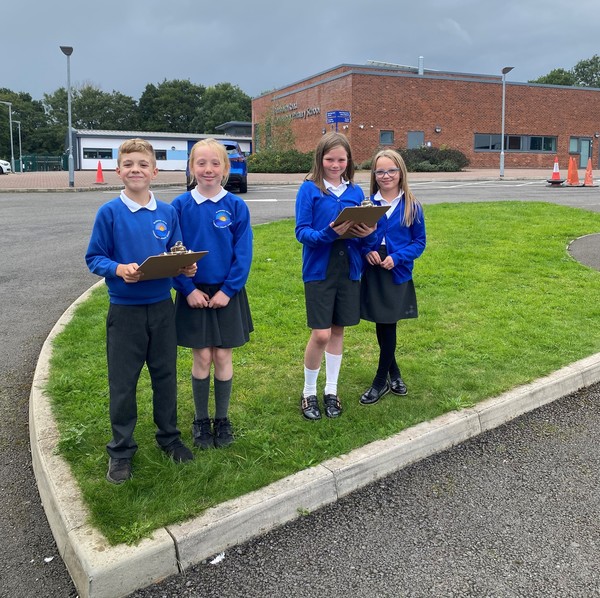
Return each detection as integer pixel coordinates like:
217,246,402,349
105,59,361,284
155,150,167,161
407,131,424,149
83,148,112,160
474,134,556,153
379,130,394,145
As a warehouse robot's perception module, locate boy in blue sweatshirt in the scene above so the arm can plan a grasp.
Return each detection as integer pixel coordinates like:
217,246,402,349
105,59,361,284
86,138,195,484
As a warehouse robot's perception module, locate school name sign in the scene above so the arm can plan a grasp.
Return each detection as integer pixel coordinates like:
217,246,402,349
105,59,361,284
274,102,321,121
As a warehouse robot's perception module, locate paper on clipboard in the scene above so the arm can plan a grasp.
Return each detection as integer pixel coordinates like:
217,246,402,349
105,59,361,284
333,205,389,239
138,250,208,281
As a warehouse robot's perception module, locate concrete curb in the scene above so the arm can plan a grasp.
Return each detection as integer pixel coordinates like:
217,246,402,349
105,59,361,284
30,282,600,598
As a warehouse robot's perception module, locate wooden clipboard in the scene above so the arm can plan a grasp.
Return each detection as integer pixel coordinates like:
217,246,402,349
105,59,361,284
138,251,208,281
333,205,389,239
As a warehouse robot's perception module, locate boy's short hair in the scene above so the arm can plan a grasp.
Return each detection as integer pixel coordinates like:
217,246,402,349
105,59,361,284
118,138,156,167
188,138,230,186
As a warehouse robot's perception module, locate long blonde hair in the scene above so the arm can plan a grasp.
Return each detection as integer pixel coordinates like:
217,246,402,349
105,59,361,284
370,149,421,226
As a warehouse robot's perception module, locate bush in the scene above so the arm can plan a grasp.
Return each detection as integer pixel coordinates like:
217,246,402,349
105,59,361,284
398,147,469,172
248,149,314,173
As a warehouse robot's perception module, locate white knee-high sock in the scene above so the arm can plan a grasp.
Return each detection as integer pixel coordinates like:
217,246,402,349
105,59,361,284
324,351,342,396
303,366,320,397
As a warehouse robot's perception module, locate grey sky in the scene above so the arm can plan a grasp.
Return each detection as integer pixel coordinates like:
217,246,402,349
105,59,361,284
3,0,599,102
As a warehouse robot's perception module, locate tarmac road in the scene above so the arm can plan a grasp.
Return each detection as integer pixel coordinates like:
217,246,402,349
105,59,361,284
2,175,600,597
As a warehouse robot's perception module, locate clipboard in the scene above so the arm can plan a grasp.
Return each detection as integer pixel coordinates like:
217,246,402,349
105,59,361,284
138,250,208,281
333,205,389,239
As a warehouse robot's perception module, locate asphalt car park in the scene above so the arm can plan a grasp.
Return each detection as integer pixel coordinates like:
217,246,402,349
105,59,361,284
3,178,600,597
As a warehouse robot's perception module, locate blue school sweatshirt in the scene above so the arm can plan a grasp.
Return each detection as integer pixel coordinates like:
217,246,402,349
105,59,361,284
85,197,182,305
295,180,367,283
171,190,253,298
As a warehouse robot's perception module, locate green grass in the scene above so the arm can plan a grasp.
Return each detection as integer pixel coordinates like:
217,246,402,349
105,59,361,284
47,201,600,545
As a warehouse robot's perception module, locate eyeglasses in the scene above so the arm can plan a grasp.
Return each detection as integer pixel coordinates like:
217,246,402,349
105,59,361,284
374,168,400,178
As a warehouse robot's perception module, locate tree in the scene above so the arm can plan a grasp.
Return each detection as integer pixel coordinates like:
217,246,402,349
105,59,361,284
0,89,51,159
572,54,600,88
75,86,139,131
529,55,600,88
529,68,576,86
138,79,205,132
192,82,251,133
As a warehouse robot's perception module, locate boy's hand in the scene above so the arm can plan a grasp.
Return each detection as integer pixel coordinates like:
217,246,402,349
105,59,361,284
116,263,142,283
179,263,197,277
186,288,209,308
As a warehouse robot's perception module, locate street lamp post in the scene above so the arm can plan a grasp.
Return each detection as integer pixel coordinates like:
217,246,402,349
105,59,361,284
0,100,15,174
500,66,514,178
60,45,74,188
13,120,22,173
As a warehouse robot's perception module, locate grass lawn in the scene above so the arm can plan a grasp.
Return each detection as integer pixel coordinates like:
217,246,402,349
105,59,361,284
47,201,600,545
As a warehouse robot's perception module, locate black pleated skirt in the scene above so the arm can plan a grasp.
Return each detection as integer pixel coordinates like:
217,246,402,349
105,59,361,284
175,284,253,349
360,246,418,324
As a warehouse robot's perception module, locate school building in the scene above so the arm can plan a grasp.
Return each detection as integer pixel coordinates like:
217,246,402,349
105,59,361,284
251,60,600,170
69,125,252,171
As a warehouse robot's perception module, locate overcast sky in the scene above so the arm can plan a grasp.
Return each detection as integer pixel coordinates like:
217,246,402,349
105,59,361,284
3,0,600,102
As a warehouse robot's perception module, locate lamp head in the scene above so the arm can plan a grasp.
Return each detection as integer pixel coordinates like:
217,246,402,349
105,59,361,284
60,46,73,57
501,66,514,75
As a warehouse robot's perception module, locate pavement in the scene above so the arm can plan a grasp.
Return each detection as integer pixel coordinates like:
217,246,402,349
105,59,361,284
0,166,566,192
21,167,600,598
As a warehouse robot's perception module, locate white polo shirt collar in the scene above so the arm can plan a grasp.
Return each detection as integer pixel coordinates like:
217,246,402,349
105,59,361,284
120,190,157,212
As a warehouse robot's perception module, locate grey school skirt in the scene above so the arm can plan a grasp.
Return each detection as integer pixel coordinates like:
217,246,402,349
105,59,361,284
175,284,253,349
360,246,418,324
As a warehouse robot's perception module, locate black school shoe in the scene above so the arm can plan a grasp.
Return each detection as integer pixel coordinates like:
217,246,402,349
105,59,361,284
192,418,214,449
359,381,391,405
106,457,132,484
213,418,235,448
323,394,342,418
388,376,408,396
301,395,321,420
162,439,194,462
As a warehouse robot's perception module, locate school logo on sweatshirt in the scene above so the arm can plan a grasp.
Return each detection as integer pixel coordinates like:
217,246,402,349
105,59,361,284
213,210,232,228
153,219,170,239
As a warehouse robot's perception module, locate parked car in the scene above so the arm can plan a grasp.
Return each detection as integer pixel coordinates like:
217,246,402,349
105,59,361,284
0,159,11,174
186,139,248,193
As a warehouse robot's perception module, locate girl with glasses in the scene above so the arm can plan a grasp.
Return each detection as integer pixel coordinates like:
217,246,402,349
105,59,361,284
359,149,426,405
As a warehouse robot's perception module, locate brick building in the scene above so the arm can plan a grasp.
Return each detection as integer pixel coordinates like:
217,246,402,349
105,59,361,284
252,61,600,169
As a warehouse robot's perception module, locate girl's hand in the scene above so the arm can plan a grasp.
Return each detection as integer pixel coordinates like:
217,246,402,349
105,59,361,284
178,263,197,277
116,263,142,283
330,219,353,236
186,288,209,308
208,290,230,309
366,250,381,266
349,223,376,238
380,256,395,270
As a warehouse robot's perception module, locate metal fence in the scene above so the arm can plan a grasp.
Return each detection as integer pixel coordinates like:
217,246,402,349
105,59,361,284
21,154,66,172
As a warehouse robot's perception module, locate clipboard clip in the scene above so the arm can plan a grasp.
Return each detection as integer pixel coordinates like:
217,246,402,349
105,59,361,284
168,241,189,255
361,197,374,207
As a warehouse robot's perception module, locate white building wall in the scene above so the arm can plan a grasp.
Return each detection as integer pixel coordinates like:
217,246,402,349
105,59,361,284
75,130,252,171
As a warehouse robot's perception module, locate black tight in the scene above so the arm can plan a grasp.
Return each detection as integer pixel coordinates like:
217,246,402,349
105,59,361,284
373,322,401,389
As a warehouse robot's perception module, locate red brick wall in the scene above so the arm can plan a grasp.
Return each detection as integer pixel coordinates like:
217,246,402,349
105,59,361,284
253,65,600,169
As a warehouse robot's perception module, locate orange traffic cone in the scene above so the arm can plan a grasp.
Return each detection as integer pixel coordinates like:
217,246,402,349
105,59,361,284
546,156,564,186
583,158,596,186
95,161,105,184
566,156,581,186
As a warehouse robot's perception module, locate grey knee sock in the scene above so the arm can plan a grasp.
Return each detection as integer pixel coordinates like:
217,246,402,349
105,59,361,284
214,377,232,420
192,375,210,421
